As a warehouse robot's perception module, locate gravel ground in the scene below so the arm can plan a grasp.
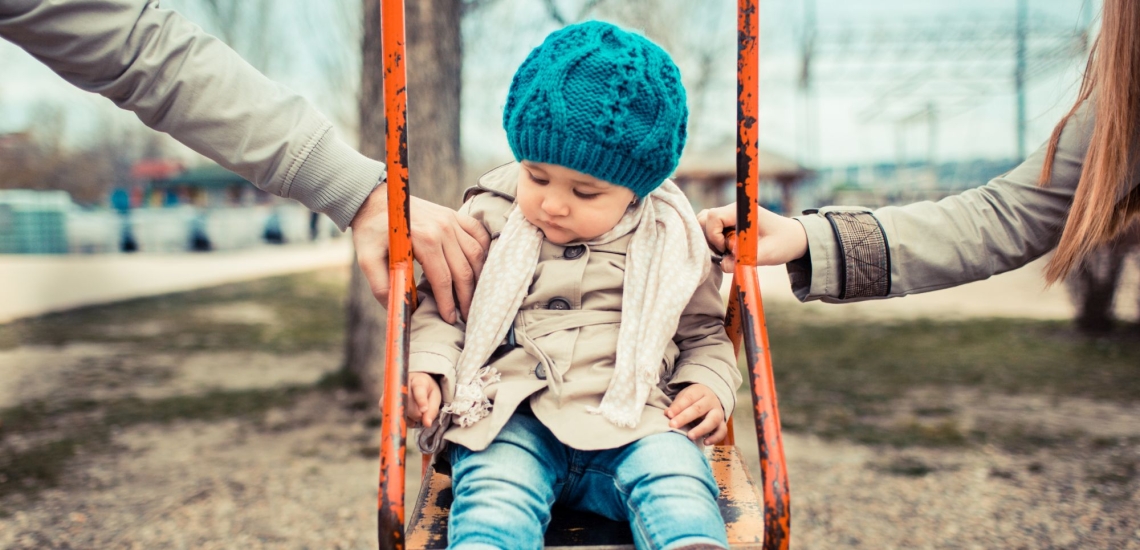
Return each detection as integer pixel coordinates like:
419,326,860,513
2,268,1139,548
2,351,1138,549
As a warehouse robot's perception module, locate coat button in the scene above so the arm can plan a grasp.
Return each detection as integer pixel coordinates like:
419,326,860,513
546,297,571,310
535,362,547,380
563,244,586,259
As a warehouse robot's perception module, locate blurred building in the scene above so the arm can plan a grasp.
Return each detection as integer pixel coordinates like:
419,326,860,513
127,161,272,208
674,148,814,215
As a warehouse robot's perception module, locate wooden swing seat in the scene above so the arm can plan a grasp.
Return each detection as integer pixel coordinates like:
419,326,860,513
406,446,766,549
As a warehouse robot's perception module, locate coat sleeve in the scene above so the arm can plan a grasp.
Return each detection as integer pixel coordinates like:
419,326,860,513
667,266,742,420
0,0,383,230
789,99,1139,302
408,197,490,400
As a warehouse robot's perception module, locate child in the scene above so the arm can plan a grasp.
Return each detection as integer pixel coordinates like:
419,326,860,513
407,20,741,550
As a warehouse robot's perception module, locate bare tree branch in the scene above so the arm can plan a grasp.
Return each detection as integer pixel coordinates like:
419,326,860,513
541,0,568,25
575,0,607,22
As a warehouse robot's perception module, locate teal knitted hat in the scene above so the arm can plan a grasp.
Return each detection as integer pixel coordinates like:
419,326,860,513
503,20,688,198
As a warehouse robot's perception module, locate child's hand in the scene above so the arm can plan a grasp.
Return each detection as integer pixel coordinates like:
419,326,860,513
408,373,442,428
665,383,728,445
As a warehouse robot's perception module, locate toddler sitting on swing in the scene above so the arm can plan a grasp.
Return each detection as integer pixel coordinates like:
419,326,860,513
408,20,740,550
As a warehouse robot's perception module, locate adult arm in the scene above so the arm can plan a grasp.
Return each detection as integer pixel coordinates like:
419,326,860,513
0,0,488,318
704,100,1140,302
0,0,376,228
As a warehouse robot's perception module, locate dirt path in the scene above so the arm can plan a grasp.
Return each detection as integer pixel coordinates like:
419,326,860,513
0,240,352,324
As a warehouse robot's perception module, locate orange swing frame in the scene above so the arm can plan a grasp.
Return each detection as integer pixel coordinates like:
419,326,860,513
376,1,789,548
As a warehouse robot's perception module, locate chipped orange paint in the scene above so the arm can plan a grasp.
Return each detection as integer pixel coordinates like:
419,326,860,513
405,465,452,549
379,0,413,548
708,446,766,548
735,267,790,550
383,0,411,269
736,1,791,548
735,0,760,267
390,0,791,548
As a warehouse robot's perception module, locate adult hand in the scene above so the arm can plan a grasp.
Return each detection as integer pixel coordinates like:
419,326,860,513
350,184,491,323
696,202,809,273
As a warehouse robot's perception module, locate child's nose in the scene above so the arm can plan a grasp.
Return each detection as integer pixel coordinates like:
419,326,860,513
541,196,569,216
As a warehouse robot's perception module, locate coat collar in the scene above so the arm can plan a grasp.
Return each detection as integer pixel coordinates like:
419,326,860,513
464,162,519,203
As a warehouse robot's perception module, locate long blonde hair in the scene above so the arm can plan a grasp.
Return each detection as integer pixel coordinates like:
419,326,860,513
1040,0,1140,283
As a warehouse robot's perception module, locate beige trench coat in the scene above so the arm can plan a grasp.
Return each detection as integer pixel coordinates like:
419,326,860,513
410,163,741,452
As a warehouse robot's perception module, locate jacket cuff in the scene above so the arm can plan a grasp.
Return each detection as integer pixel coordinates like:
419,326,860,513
789,213,843,301
668,363,737,421
283,124,386,231
410,344,460,402
792,208,891,300
822,207,891,299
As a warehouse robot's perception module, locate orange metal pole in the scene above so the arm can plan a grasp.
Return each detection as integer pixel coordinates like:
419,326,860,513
722,280,743,447
378,0,414,549
736,0,759,268
736,1,791,549
735,266,789,549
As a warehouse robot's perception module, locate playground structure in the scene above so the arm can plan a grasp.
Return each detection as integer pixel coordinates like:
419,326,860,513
375,0,790,548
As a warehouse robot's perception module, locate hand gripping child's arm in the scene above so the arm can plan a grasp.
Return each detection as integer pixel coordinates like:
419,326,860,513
665,266,743,445
407,199,485,427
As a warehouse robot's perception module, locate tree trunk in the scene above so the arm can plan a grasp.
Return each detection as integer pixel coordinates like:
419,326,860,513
1065,223,1140,335
343,0,464,401
1067,246,1127,334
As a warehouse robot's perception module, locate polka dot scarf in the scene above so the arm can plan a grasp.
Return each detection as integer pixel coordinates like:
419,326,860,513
440,180,709,430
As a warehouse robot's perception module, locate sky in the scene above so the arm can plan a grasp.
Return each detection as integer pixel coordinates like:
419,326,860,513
0,0,1101,172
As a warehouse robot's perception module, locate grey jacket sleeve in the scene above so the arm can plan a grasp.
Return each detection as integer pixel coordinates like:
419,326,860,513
0,0,383,229
790,100,1139,302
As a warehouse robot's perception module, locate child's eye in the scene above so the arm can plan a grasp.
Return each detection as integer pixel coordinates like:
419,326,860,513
574,190,600,199
523,168,548,185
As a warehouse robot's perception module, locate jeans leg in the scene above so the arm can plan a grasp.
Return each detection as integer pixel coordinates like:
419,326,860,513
573,433,728,550
447,413,567,550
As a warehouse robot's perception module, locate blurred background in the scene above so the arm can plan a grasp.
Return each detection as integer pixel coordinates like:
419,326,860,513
2,0,1139,548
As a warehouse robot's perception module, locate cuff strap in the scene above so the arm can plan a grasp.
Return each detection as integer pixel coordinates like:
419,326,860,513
824,211,891,299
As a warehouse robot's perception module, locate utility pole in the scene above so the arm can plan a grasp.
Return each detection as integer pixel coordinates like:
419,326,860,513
799,0,818,168
1014,0,1028,161
927,101,938,167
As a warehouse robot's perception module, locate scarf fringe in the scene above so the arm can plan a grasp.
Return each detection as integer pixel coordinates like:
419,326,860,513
586,403,640,429
442,366,501,427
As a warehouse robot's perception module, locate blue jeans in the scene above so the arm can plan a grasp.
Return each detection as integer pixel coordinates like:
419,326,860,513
447,410,728,550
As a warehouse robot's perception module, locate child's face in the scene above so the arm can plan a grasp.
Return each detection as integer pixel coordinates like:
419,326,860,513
517,161,636,244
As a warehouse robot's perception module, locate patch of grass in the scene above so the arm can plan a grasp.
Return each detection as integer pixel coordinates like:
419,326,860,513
969,423,1087,455
1089,456,1138,486
0,437,86,499
0,270,348,353
0,385,314,502
316,368,361,391
750,306,1140,449
877,456,937,477
820,419,970,448
0,269,363,506
102,387,308,426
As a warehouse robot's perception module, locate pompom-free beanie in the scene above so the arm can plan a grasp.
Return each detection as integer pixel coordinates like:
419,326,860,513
503,20,688,198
